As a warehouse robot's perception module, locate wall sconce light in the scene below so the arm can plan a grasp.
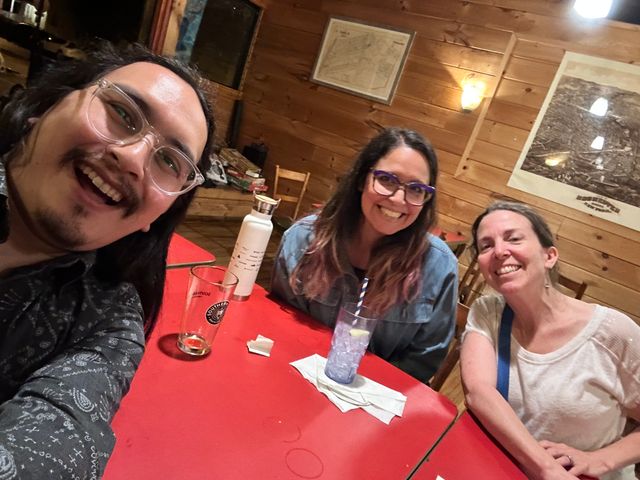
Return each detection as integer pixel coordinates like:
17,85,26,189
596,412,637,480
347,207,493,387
460,74,486,112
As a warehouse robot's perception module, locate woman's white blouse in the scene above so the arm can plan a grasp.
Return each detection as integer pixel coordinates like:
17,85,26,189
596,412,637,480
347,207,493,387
465,295,640,480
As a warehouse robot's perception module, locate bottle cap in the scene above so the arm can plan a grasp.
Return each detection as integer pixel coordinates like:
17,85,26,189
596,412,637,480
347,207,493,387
253,194,280,216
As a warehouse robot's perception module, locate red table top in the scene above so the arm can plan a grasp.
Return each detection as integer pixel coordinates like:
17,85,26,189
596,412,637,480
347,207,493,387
103,240,458,480
166,233,216,267
411,411,527,479
411,412,600,479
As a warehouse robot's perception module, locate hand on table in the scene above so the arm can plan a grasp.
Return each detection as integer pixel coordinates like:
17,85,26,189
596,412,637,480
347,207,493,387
540,440,606,479
528,460,580,480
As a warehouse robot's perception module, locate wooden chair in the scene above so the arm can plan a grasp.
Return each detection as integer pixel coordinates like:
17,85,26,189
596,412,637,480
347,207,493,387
459,256,484,306
451,243,467,259
272,164,311,229
558,273,588,300
430,303,470,391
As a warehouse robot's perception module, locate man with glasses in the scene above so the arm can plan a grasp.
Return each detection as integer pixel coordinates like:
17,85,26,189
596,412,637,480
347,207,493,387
0,44,214,478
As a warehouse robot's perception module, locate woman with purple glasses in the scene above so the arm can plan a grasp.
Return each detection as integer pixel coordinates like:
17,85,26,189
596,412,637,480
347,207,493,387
271,127,458,383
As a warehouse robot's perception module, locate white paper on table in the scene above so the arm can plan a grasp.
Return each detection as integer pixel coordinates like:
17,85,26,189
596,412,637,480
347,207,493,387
290,354,407,424
247,334,274,357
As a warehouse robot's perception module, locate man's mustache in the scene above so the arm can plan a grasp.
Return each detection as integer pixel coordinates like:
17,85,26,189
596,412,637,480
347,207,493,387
60,147,141,217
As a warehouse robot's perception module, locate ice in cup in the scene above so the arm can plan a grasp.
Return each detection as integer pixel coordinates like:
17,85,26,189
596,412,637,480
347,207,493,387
177,266,238,356
324,303,378,384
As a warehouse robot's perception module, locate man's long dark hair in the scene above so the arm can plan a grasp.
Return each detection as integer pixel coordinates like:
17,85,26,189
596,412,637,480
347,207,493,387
0,43,215,336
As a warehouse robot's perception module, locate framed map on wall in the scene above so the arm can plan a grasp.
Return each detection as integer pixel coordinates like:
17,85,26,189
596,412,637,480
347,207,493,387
310,16,414,104
508,52,640,231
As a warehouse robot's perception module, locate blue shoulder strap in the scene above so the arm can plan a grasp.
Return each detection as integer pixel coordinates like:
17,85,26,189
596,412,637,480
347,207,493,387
497,304,514,400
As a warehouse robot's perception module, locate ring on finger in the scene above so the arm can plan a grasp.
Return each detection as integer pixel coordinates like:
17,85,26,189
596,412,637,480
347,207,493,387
565,454,575,468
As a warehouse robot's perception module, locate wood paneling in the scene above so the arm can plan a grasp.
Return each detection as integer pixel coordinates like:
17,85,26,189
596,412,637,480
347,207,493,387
237,0,640,324
199,79,242,148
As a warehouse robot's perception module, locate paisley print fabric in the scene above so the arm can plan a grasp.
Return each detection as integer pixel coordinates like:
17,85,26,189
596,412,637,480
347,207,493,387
0,168,145,479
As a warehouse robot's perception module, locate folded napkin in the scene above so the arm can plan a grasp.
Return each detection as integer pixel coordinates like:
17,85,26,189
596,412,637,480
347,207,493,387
290,354,407,424
247,334,274,357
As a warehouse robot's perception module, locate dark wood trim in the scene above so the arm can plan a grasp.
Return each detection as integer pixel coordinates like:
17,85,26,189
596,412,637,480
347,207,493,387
148,0,173,53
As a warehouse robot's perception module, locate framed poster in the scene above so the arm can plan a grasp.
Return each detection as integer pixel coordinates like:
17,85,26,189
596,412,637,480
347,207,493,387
310,16,414,104
508,52,640,231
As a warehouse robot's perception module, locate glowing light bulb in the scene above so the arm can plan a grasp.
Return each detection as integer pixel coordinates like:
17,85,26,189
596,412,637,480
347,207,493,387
460,74,486,112
573,0,612,19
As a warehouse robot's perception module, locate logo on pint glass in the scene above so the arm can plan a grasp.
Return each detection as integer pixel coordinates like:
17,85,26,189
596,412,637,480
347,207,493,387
205,301,229,325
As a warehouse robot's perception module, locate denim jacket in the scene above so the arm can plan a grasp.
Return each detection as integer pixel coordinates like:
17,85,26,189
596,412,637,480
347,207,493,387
271,215,458,383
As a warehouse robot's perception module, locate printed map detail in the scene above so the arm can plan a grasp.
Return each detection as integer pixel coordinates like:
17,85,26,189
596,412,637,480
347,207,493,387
312,19,413,103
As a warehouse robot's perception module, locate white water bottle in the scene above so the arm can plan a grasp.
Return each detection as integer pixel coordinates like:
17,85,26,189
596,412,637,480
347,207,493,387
227,194,280,300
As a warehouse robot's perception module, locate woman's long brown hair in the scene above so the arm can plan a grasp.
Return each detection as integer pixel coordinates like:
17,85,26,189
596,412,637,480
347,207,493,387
290,127,439,315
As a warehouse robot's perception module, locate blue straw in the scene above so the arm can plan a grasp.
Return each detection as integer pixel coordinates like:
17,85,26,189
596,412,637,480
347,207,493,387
355,277,369,316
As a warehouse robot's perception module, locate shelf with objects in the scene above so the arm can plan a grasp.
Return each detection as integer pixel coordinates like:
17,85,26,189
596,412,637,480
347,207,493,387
187,147,269,219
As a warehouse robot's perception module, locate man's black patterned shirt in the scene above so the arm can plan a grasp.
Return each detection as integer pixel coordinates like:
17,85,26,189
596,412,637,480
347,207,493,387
0,162,145,479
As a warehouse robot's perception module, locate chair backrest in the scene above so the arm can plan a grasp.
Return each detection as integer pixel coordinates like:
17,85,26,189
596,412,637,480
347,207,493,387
454,302,471,337
558,273,588,300
273,164,311,220
430,303,470,391
459,256,484,306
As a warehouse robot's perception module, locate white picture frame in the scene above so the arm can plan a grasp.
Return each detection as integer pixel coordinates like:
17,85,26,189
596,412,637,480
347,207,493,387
508,52,640,231
310,16,414,105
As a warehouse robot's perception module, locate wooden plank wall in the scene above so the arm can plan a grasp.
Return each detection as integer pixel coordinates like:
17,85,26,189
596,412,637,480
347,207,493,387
200,79,242,148
235,0,640,323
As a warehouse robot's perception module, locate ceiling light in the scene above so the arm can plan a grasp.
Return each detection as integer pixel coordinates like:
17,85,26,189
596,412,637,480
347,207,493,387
573,0,612,19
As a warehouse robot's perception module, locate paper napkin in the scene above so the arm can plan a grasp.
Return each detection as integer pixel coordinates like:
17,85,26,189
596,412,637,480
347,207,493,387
247,335,274,357
290,354,407,424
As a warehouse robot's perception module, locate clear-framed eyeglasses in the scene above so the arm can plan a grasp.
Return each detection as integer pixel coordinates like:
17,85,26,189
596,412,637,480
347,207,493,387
86,78,204,196
370,169,435,206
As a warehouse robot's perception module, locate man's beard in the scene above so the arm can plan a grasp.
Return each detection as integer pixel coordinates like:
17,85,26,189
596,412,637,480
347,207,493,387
11,147,141,252
33,203,88,250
